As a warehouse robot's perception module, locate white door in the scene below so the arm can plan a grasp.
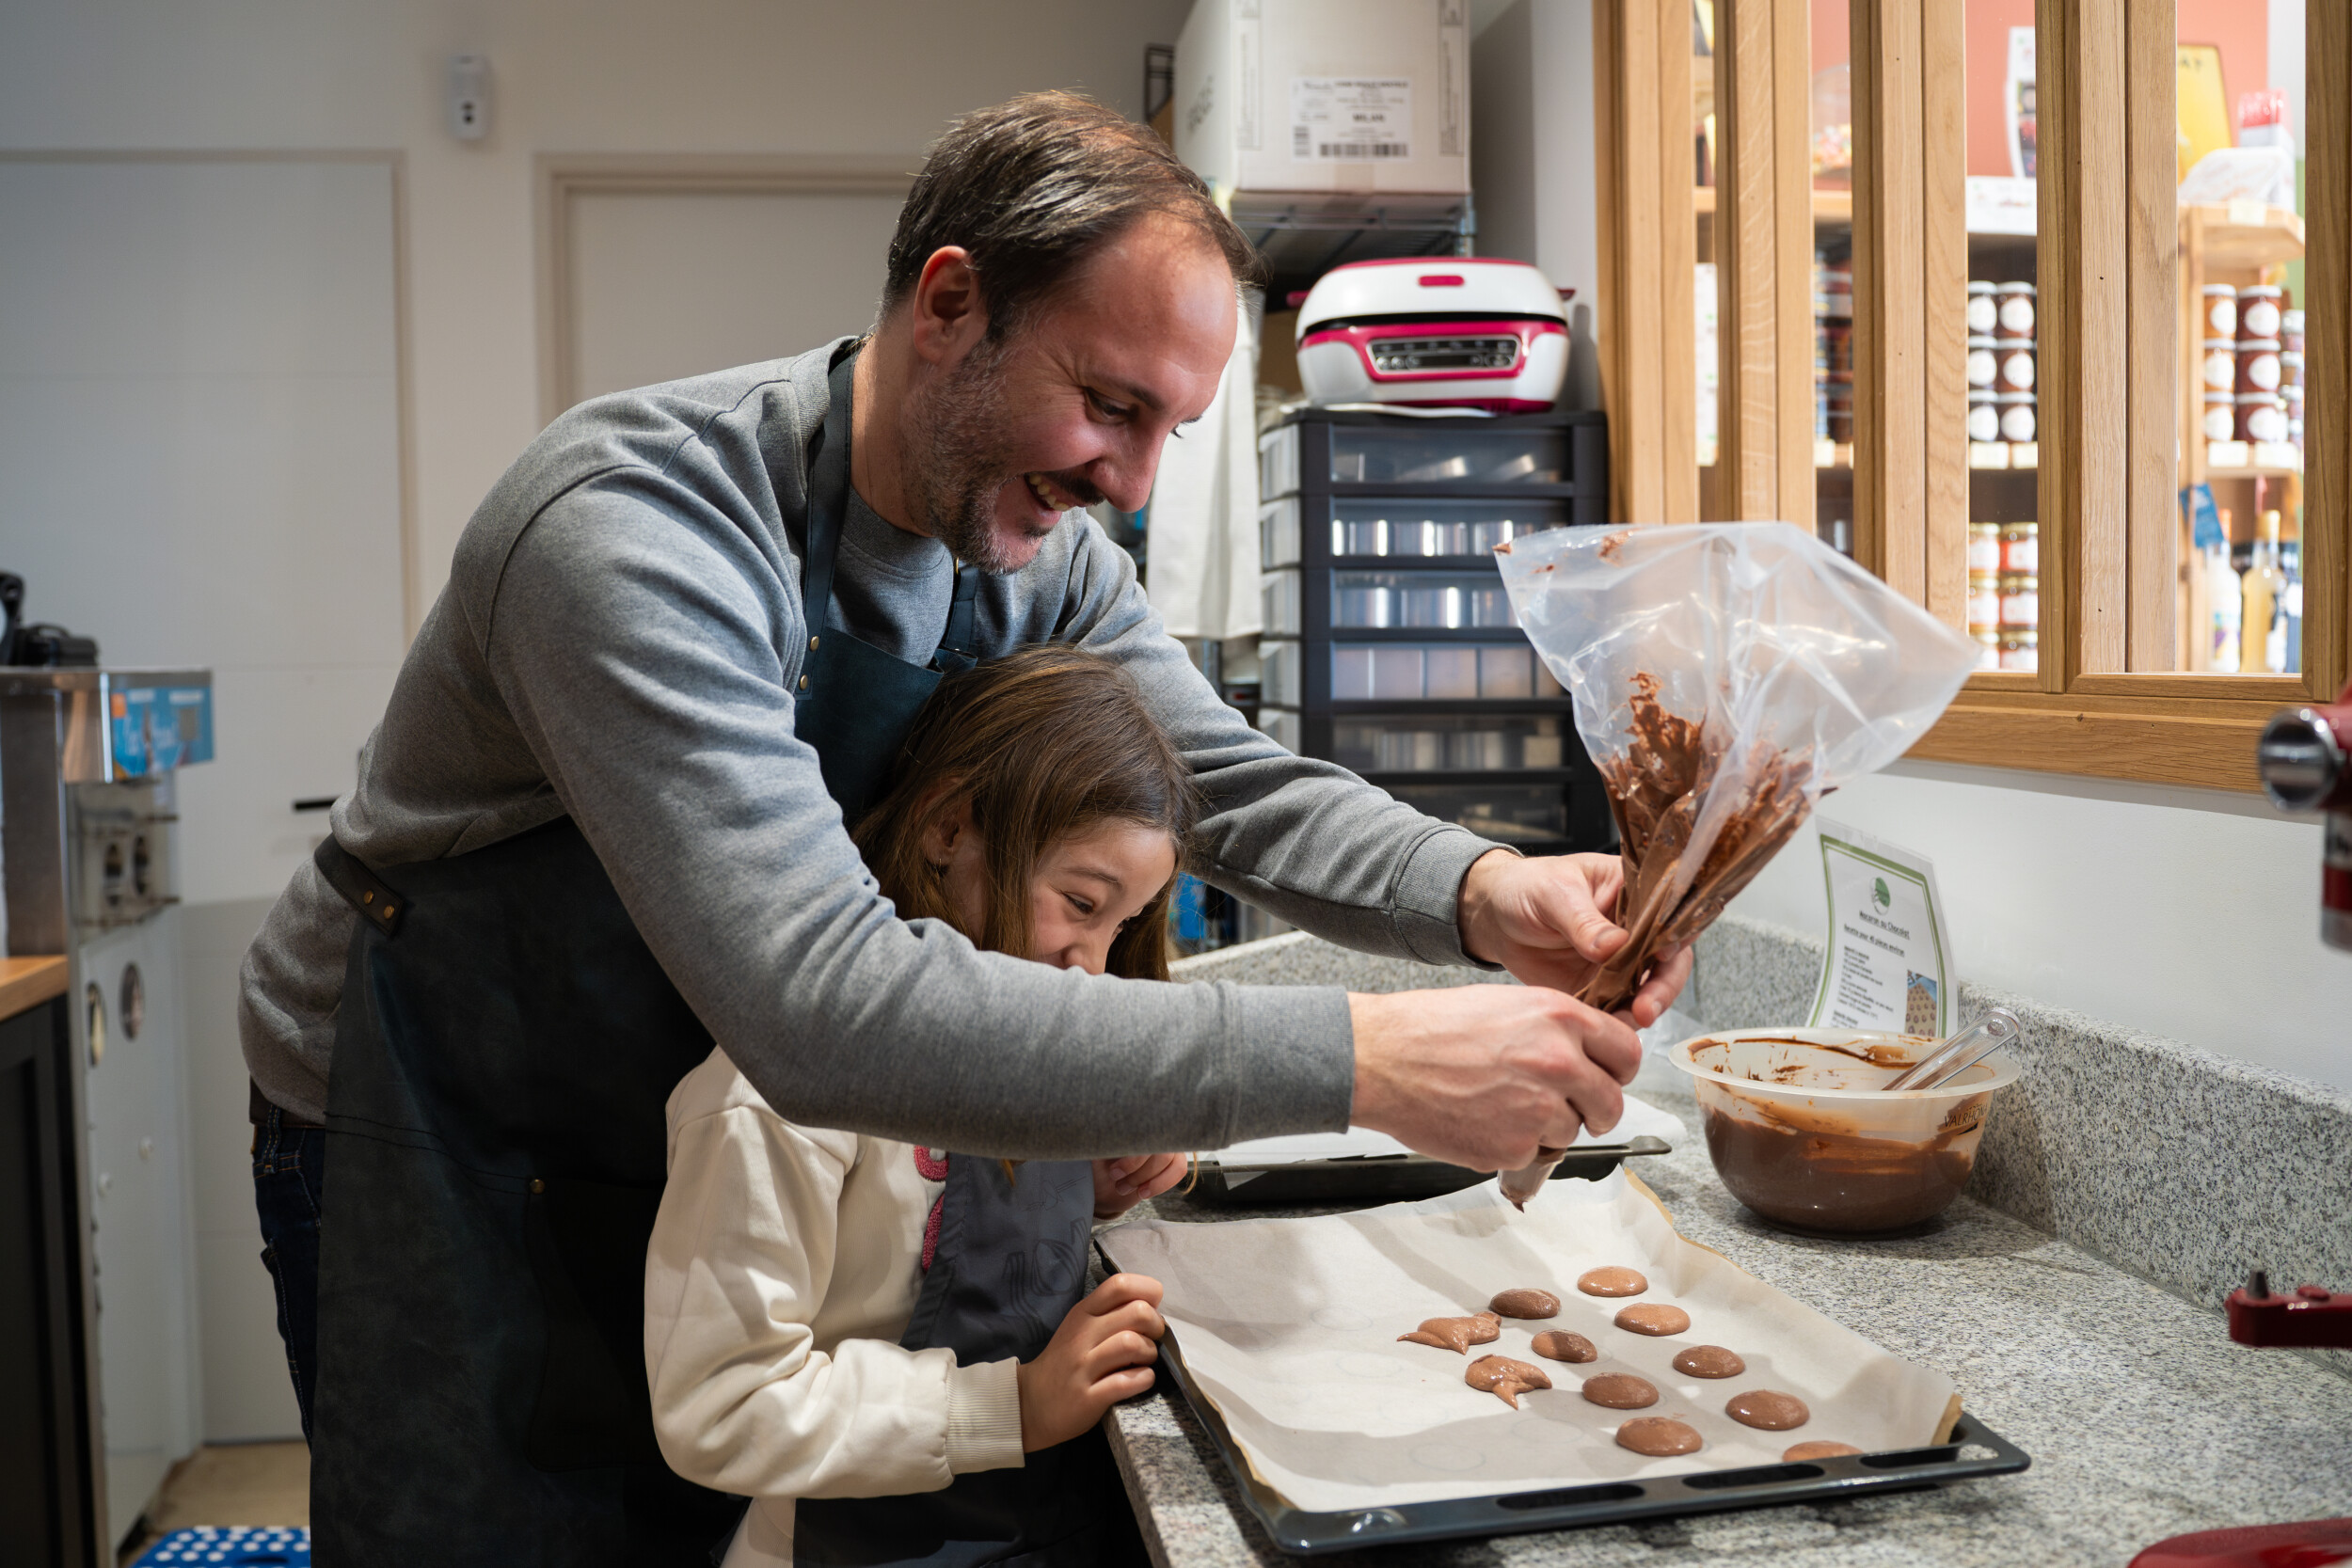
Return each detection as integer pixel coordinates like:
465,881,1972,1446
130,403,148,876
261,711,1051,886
564,185,908,407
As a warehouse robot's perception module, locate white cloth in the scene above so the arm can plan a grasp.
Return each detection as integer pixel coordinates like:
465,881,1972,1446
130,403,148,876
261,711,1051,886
646,1047,1025,1567
1143,297,1263,641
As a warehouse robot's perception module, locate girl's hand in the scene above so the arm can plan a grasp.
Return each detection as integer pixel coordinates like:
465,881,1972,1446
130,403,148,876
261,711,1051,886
1092,1153,1187,1217
1016,1274,1165,1451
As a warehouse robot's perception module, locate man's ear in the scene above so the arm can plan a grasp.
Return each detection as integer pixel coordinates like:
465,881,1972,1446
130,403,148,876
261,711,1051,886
916,787,975,870
910,245,991,368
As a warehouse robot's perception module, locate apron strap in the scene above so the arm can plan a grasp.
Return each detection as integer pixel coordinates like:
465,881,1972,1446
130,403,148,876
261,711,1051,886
798,344,860,650
933,561,979,673
313,833,406,937
803,340,986,679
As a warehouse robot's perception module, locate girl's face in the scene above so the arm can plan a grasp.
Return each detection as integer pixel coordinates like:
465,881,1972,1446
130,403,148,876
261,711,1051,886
926,805,1178,974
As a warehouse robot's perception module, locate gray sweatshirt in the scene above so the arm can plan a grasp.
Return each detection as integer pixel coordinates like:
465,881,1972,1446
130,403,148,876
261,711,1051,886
238,341,1500,1156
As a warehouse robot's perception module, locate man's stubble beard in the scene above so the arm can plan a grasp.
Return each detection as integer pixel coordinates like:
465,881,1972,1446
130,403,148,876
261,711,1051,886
901,336,1092,575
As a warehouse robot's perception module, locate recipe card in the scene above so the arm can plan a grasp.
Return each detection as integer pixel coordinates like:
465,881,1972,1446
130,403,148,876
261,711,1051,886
1807,819,1954,1037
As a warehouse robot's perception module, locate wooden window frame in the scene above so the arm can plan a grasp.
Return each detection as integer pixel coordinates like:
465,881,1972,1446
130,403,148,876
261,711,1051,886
1596,0,2349,793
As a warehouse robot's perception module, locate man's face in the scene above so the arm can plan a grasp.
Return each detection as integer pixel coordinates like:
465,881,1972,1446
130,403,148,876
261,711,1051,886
903,213,1239,574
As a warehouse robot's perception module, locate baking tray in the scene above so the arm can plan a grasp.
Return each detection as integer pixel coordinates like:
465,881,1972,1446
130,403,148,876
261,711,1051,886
1117,1257,2031,1556
1190,1136,1673,1206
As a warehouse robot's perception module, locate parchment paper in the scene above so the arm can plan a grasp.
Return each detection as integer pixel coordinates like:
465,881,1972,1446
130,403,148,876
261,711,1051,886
1099,1170,1962,1513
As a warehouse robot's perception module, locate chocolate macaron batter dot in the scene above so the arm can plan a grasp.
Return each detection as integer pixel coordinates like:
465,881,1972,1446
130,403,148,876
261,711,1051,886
1487,1288,1561,1319
1724,1389,1810,1430
1783,1440,1862,1461
1531,1330,1597,1363
1579,1373,1660,1409
1613,1303,1692,1336
1671,1345,1745,1378
1615,1417,1704,1456
1576,1266,1648,1297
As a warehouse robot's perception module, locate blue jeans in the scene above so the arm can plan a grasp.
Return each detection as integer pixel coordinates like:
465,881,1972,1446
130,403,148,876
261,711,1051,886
253,1106,326,1442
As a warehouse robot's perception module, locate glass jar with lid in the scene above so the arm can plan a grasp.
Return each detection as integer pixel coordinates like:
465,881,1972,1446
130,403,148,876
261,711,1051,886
1997,627,2039,673
1967,521,2001,573
1996,571,2039,628
1997,521,2039,575
1994,281,2036,341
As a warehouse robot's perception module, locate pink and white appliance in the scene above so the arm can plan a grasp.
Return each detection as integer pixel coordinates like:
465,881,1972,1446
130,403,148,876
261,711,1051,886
1295,258,1570,413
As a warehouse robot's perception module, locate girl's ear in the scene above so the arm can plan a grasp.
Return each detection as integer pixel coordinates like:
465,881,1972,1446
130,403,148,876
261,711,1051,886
918,790,976,871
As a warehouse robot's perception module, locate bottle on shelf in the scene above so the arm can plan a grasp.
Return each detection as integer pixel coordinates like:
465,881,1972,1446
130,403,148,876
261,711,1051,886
2206,508,2243,673
2242,510,2288,675
2279,539,2303,676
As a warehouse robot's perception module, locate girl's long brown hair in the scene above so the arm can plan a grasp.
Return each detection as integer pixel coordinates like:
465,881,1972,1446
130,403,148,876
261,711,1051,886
851,644,1199,980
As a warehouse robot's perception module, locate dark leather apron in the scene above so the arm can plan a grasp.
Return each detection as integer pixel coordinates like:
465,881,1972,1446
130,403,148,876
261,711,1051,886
306,342,1066,1567
788,1157,1123,1567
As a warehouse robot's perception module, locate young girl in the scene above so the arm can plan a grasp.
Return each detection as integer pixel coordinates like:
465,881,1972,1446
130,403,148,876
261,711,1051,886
645,645,1198,1567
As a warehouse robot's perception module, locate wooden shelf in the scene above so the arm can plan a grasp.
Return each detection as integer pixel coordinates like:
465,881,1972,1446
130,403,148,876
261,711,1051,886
2182,203,2306,270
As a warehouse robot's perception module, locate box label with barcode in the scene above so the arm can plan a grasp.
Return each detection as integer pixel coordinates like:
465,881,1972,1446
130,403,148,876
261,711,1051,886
1290,77,1412,162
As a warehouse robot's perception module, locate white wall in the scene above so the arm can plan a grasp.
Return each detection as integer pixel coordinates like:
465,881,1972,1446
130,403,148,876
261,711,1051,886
1470,0,1600,402
0,0,1194,628
567,188,908,404
1724,761,2352,1094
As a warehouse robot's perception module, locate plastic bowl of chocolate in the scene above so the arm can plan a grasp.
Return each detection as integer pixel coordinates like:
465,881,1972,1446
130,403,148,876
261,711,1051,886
1670,1029,2019,1235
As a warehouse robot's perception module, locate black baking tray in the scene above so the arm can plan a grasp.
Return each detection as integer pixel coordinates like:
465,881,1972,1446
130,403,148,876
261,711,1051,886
1125,1291,2031,1556
1190,1136,1673,1206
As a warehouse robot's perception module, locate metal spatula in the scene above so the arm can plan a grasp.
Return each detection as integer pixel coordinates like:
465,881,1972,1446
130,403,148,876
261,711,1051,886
1881,1006,2023,1092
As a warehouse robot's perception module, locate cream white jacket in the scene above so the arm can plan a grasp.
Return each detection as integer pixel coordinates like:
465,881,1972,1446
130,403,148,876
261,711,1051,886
645,1046,1025,1565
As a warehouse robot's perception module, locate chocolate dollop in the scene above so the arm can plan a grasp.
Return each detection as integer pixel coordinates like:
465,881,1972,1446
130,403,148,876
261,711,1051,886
1782,1439,1861,1461
1613,1303,1692,1337
1615,1417,1704,1456
1531,1330,1597,1363
1398,1311,1502,1354
1488,1288,1561,1319
1466,1354,1551,1409
1671,1345,1745,1378
1579,1373,1660,1409
1724,1389,1810,1430
1576,1266,1648,1297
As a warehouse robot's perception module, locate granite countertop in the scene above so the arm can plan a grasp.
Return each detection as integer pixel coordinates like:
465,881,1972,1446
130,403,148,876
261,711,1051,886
1099,1050,2352,1566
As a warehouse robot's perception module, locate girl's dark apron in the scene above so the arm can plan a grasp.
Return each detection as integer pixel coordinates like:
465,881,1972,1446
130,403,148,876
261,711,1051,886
310,345,1119,1566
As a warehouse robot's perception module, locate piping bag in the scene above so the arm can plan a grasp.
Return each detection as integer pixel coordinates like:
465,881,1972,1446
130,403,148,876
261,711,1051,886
1489,523,1979,1207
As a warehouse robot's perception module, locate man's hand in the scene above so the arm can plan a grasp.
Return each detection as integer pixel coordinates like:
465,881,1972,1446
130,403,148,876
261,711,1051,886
1456,848,1692,1027
1092,1153,1188,1218
1347,985,1645,1171
1015,1275,1165,1451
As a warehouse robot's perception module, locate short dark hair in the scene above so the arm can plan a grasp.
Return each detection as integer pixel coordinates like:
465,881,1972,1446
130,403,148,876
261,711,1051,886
883,90,1266,341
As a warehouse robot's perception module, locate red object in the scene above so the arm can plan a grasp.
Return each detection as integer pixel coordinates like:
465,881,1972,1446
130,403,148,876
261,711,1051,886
2130,1520,2352,1568
1418,273,1465,287
2239,88,2291,132
2227,1280,2352,1349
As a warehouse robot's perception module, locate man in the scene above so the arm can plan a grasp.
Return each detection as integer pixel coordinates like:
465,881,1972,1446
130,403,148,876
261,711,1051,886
242,92,1688,1563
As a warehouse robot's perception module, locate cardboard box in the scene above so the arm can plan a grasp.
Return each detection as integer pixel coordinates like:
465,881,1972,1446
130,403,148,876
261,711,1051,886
1175,0,1470,198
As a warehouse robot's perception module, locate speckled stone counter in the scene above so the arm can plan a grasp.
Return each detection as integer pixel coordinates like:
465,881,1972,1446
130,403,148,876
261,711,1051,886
1108,936,2352,1564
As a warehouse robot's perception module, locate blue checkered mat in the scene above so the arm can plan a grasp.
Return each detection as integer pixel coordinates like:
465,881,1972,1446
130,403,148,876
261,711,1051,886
129,1527,310,1566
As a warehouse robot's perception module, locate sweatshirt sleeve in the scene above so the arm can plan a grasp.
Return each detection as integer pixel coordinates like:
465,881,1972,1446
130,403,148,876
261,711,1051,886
482,488,1357,1161
1051,517,1508,968
644,1101,1022,1501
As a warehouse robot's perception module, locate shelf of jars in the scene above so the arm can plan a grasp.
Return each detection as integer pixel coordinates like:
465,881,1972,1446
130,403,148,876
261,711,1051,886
2178,203,2306,676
